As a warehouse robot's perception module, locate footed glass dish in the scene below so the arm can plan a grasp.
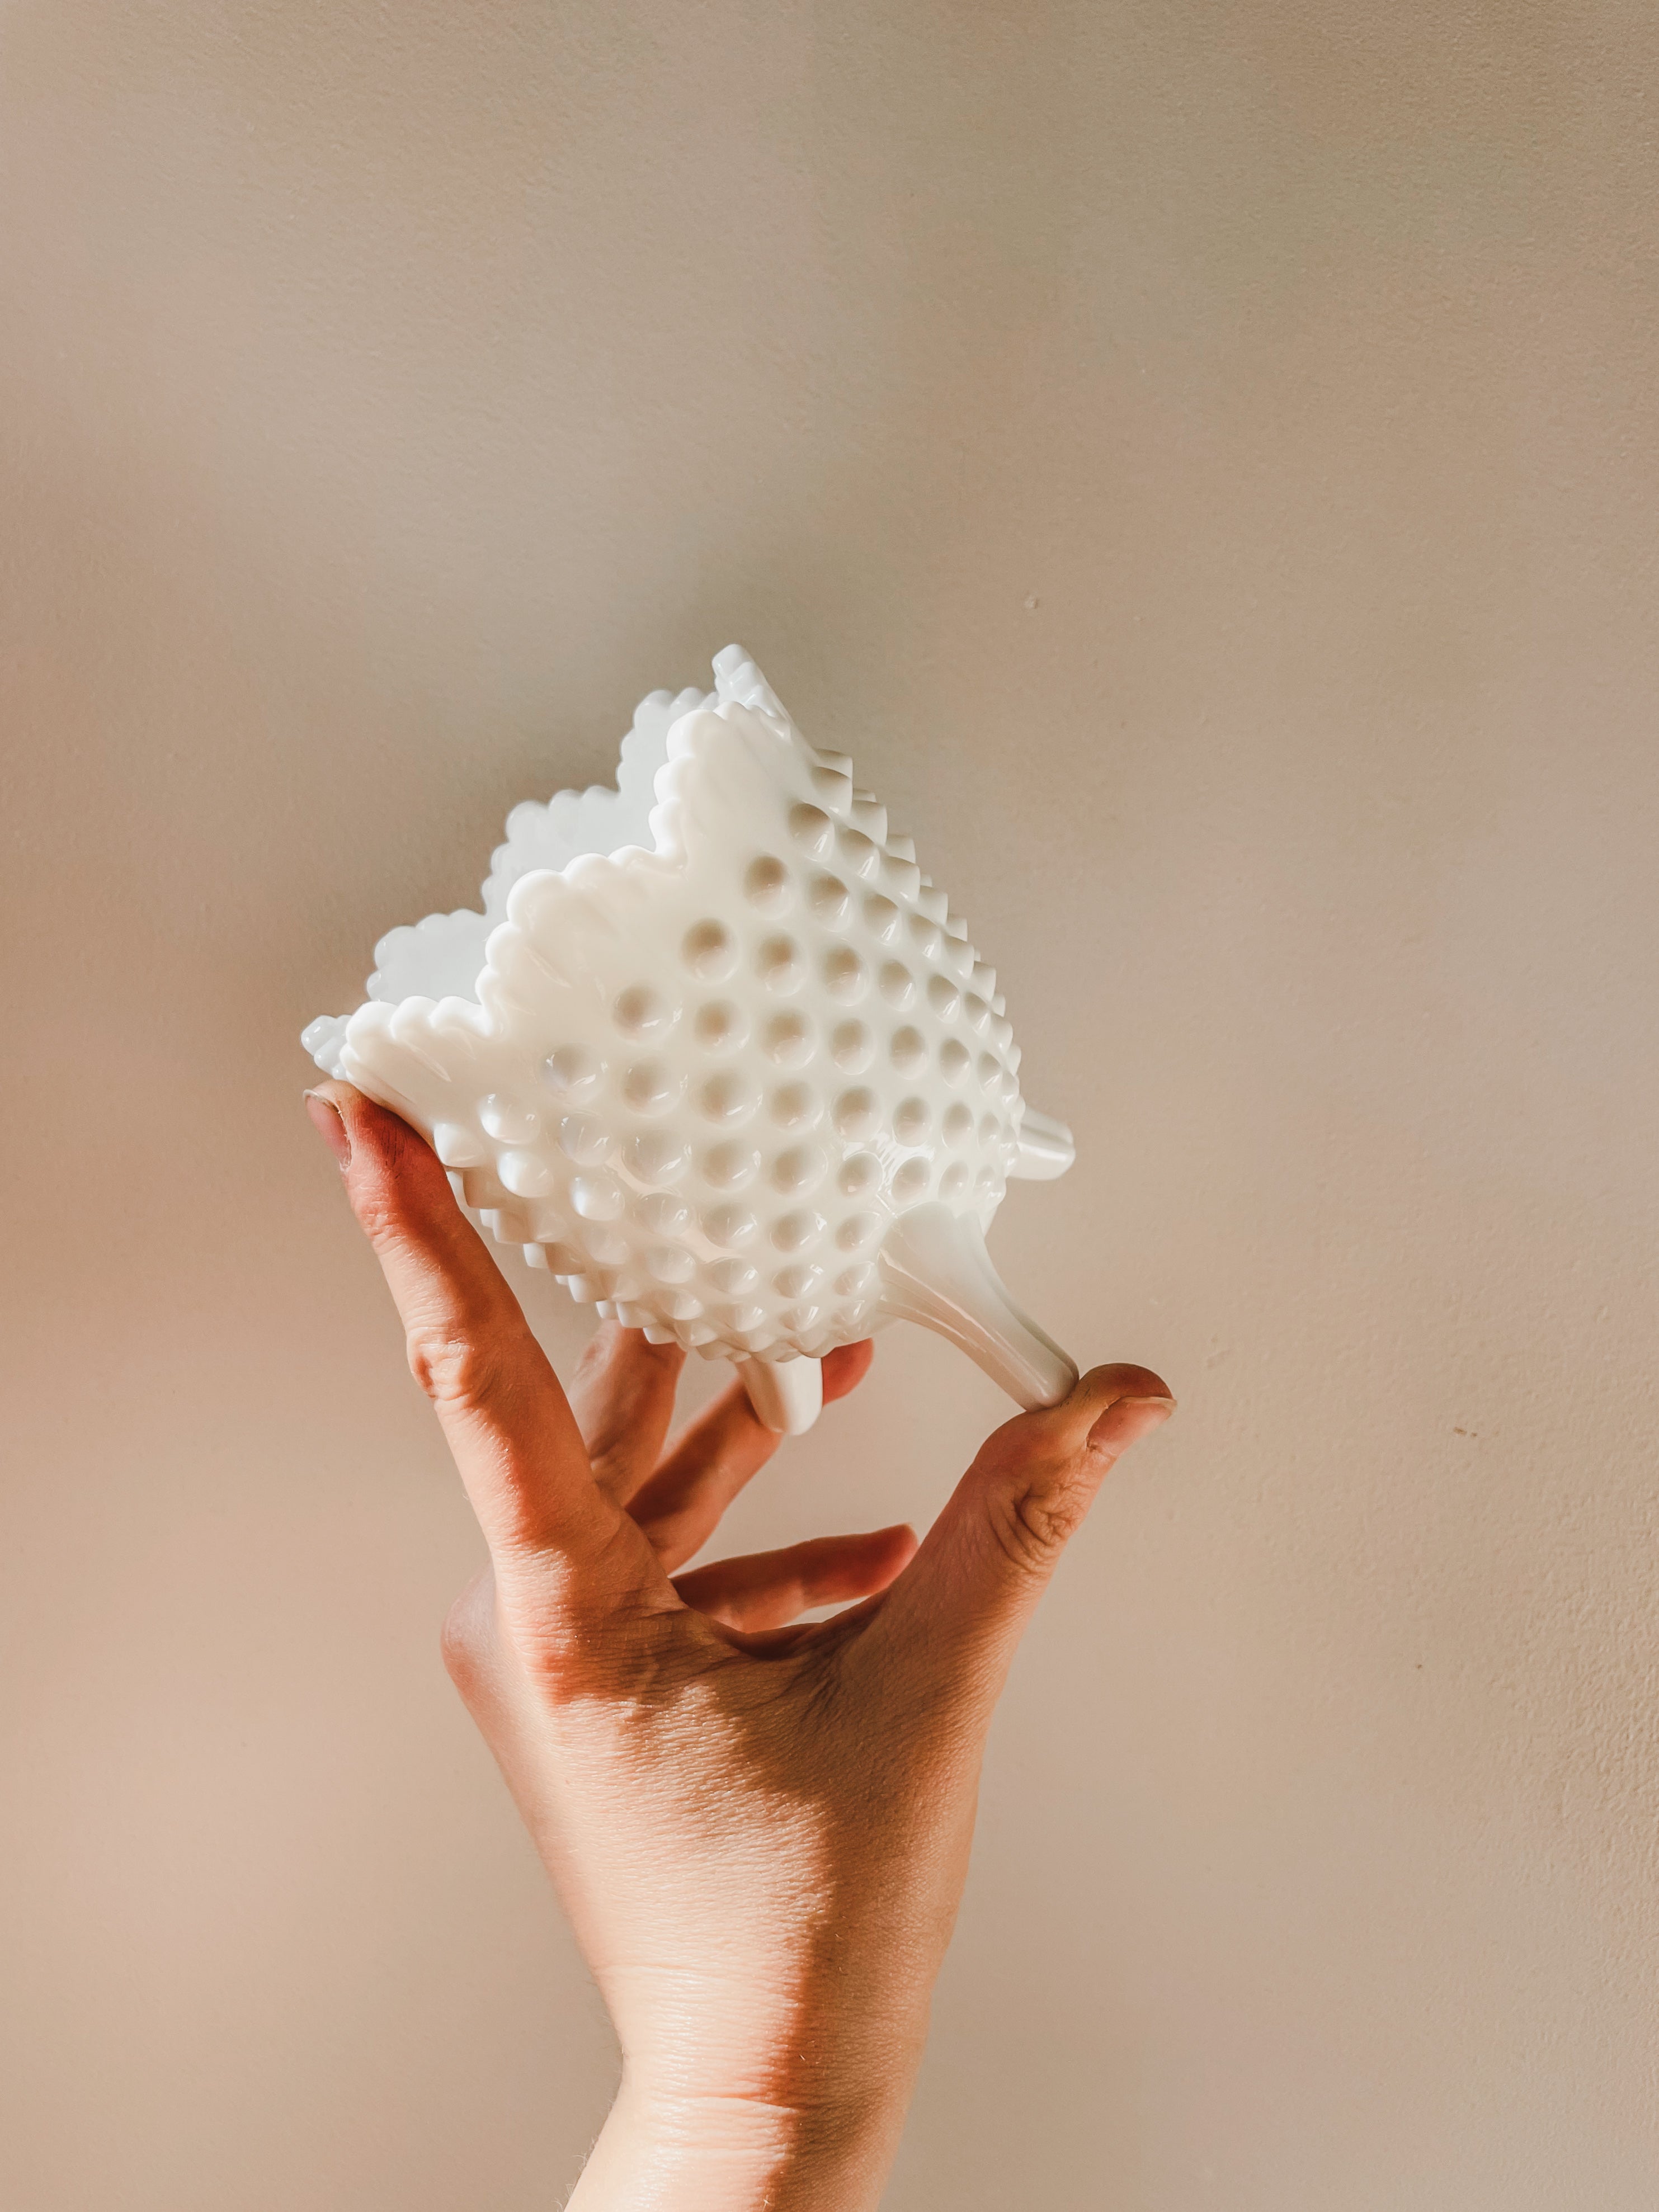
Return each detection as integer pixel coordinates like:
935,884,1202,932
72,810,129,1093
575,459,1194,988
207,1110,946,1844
304,646,1077,1433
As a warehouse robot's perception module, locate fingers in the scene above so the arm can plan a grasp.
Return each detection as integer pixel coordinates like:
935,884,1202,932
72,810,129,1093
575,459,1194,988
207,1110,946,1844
878,1363,1174,1689
673,1524,917,1633
304,1084,634,1583
628,1339,875,1573
568,1321,687,1503
819,1337,876,1407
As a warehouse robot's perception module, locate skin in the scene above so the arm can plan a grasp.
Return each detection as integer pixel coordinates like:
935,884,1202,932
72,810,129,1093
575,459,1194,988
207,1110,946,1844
305,1081,1173,2210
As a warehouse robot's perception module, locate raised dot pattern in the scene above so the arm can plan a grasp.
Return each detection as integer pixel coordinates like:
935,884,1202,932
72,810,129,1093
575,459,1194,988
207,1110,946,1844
310,651,1030,1365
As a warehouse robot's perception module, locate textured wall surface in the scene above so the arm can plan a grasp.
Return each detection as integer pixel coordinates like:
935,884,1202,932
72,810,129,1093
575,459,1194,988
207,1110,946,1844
3,4,1657,2206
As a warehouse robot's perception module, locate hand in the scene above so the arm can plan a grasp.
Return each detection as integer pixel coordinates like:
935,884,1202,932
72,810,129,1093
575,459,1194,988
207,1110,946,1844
305,1082,1174,2210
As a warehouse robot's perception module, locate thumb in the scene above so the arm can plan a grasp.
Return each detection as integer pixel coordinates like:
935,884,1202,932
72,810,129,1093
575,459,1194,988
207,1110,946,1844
880,1364,1174,1687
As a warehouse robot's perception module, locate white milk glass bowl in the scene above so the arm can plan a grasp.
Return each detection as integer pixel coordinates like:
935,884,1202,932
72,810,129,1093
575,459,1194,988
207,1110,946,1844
304,646,1077,1434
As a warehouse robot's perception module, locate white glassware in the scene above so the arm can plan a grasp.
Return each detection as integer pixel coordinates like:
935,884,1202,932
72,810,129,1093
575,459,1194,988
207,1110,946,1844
304,646,1077,1434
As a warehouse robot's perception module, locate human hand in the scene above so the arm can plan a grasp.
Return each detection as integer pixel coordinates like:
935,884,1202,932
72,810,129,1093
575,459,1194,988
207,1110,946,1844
305,1082,1173,2210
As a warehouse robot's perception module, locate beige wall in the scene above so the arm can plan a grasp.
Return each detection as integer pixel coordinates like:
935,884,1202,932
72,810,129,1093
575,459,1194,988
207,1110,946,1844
4,3,1657,2205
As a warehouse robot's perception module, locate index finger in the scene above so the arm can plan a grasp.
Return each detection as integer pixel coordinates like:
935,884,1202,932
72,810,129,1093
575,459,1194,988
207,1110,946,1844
304,1082,635,1582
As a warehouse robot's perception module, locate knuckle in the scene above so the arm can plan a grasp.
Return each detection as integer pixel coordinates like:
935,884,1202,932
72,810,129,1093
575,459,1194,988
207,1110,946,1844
439,1572,496,1698
439,1605,482,1694
405,1323,497,1412
350,1164,404,1251
984,1452,1091,1579
509,1596,661,1708
346,1121,442,1248
571,1318,622,1386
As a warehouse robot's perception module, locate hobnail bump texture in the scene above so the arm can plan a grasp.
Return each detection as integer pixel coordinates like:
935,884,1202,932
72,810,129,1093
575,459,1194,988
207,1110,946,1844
303,645,1078,1430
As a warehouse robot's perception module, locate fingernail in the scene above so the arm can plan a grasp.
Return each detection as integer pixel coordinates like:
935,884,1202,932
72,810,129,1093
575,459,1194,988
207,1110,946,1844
1088,1395,1174,1453
304,1090,351,1169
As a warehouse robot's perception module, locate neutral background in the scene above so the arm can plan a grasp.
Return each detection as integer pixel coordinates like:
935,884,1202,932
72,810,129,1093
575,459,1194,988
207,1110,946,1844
4,3,1656,2205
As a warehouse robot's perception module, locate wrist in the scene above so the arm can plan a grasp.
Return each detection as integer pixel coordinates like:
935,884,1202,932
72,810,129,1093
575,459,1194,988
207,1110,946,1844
582,1935,939,2173
568,2074,911,2212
